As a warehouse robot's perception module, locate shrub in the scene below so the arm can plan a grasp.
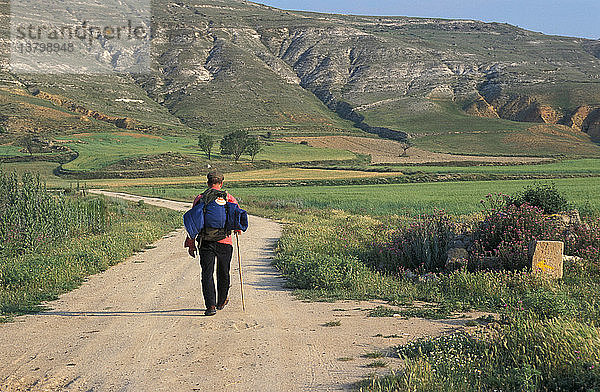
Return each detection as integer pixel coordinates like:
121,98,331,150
470,203,561,271
511,182,568,214
370,211,456,273
273,250,368,290
472,192,600,270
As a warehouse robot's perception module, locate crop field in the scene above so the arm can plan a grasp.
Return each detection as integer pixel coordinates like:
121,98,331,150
0,143,25,156
55,132,197,172
0,162,60,180
121,177,600,217
413,125,600,158
73,168,404,188
382,159,600,175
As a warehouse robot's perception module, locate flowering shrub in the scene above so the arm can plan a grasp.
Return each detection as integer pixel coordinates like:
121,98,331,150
370,211,456,273
470,202,561,270
566,217,600,262
472,193,600,270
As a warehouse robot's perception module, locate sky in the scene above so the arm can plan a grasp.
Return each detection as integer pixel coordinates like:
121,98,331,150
258,0,599,40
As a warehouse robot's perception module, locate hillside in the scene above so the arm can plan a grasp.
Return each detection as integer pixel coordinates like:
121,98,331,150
1,0,600,159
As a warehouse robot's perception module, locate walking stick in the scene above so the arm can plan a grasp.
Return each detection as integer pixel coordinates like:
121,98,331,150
235,232,246,312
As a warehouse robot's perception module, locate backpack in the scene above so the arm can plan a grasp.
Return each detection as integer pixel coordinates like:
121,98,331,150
199,188,231,242
183,190,249,243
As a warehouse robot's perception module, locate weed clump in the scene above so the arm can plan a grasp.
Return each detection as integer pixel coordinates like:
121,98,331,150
368,211,455,273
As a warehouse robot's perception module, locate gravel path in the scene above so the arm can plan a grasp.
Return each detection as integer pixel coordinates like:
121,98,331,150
0,191,475,391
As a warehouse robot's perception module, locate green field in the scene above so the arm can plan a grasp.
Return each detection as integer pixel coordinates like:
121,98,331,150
360,100,530,136
359,100,600,157
51,133,356,172
382,159,600,175
0,162,60,179
412,127,600,157
0,144,26,156
120,177,600,217
56,133,196,172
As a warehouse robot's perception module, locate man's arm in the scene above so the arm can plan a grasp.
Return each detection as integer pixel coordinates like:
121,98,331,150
227,194,242,234
184,194,203,257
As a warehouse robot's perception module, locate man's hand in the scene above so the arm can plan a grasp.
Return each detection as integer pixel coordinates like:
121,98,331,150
234,230,242,235
184,237,197,258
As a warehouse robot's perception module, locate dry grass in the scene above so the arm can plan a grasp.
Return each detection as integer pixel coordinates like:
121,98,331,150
63,168,404,188
502,125,600,155
281,136,550,164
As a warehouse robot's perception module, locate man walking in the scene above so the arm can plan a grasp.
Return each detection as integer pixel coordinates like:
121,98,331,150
185,171,241,316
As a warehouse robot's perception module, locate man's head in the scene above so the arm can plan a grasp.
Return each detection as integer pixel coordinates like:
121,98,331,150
207,170,224,188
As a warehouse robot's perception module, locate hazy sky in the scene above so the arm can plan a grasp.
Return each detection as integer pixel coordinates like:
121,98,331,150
258,0,599,40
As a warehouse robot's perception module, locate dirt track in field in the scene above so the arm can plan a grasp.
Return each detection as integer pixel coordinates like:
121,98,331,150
0,191,482,391
281,136,552,164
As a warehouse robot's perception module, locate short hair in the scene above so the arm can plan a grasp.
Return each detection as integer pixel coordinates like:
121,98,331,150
207,170,224,185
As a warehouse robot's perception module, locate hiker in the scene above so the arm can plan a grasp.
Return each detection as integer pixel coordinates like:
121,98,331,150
184,171,245,316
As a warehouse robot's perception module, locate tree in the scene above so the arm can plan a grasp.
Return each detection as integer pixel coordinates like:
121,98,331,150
246,137,262,163
0,113,8,134
400,139,413,157
220,130,251,163
198,132,215,160
21,135,34,155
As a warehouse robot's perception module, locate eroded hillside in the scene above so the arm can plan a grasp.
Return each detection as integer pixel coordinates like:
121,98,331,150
1,0,600,156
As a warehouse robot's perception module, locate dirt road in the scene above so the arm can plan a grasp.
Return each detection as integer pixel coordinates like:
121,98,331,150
0,192,474,391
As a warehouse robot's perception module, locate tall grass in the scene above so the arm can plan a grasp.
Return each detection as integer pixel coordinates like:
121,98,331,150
0,171,106,257
118,176,600,217
0,170,181,320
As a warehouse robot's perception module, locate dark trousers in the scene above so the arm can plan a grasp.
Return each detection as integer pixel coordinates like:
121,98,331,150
198,240,233,309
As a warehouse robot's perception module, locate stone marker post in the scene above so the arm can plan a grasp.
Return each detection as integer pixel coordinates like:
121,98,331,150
530,240,564,279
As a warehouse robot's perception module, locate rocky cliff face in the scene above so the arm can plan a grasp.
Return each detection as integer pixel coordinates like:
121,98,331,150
582,109,600,140
142,0,600,139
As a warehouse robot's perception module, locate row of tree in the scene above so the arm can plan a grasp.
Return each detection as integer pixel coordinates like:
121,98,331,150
198,130,262,163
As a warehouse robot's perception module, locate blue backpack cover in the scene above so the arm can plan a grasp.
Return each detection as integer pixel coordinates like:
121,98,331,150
184,189,248,240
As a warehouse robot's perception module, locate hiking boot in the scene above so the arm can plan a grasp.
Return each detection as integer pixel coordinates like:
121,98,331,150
205,306,217,316
216,298,229,310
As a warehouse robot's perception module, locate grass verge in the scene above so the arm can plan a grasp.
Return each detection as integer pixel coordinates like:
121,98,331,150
0,197,181,320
